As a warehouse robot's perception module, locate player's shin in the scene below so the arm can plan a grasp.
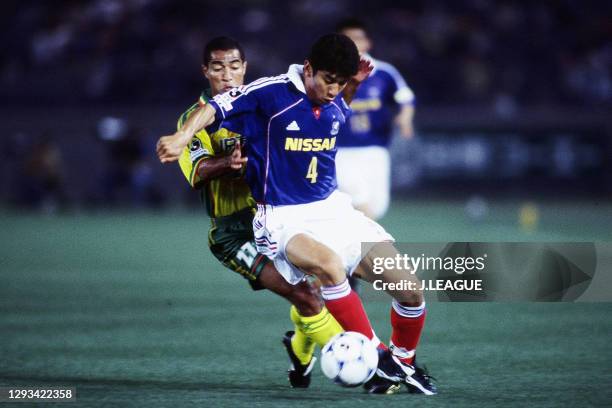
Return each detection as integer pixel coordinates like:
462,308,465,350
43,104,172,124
320,279,378,343
290,305,343,354
288,309,316,365
389,300,426,365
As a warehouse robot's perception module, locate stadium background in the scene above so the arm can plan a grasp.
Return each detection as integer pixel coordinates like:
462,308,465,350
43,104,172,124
1,0,611,406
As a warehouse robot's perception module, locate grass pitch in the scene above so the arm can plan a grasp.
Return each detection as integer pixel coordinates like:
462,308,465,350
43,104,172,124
1,200,611,407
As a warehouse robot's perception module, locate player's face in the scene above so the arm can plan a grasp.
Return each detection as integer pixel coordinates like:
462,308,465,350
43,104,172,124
202,49,247,96
340,28,371,55
303,61,349,106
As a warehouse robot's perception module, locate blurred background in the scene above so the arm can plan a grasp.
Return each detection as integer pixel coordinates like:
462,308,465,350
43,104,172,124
1,0,610,212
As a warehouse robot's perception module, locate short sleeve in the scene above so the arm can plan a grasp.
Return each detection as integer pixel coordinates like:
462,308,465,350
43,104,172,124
178,132,214,188
177,103,215,188
378,62,416,106
209,85,259,122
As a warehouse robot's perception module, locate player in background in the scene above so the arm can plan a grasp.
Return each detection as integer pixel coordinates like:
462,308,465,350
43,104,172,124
335,18,416,220
157,34,436,395
177,36,342,388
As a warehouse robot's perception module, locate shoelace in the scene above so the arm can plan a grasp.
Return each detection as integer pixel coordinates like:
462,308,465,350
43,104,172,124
415,365,437,383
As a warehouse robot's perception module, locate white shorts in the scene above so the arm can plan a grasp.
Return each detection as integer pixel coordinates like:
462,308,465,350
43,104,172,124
253,190,394,285
335,146,390,220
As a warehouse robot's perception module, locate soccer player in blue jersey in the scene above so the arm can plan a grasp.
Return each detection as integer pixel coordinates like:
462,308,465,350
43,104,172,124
335,18,416,220
157,34,436,395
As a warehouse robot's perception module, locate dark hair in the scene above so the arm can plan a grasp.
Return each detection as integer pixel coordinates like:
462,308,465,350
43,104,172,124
307,33,359,79
202,36,245,66
335,18,369,36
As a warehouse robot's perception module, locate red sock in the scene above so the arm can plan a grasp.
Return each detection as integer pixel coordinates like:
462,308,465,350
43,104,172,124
321,280,374,340
390,301,426,365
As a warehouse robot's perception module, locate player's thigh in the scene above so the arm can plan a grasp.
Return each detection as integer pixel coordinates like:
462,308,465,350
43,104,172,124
285,233,346,286
257,261,308,297
353,241,423,304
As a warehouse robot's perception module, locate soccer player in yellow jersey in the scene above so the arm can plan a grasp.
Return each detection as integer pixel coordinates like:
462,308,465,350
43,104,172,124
176,37,342,387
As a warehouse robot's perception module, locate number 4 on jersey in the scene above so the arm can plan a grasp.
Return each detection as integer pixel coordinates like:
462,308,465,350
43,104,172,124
306,156,318,183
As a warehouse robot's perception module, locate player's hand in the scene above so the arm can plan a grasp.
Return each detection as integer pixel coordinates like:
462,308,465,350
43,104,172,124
342,59,374,104
156,134,185,163
351,58,374,84
226,140,248,170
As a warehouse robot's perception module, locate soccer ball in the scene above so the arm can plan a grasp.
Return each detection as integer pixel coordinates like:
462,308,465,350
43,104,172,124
320,331,379,387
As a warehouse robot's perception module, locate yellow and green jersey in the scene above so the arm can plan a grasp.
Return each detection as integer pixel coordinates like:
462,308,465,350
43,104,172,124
177,91,256,218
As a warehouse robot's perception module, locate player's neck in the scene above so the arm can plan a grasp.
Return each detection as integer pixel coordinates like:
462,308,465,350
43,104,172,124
301,74,318,106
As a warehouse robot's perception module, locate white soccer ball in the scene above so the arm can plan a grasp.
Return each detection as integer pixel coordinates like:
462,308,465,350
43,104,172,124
320,331,379,387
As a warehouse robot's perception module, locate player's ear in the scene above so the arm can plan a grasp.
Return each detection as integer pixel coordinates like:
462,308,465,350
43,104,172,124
242,60,248,73
202,64,210,79
304,60,312,78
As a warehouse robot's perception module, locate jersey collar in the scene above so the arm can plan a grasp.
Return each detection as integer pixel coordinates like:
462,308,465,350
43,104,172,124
286,64,306,94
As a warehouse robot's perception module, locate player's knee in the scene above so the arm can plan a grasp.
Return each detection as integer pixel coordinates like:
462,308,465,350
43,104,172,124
288,282,323,316
394,288,424,306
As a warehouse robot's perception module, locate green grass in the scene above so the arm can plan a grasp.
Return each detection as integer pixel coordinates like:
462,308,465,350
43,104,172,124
1,200,611,407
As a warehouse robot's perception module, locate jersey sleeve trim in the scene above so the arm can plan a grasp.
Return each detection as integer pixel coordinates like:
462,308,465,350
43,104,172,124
394,88,416,106
376,60,416,105
177,103,199,130
190,155,208,188
209,77,291,120
209,99,226,122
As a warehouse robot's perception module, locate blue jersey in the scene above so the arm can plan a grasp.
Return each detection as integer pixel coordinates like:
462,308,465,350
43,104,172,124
337,55,414,148
208,64,351,206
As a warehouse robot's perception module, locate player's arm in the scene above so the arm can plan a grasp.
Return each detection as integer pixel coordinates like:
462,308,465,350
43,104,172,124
158,82,265,163
195,141,247,185
342,58,374,105
385,64,416,139
395,104,415,139
157,103,217,163
176,104,247,187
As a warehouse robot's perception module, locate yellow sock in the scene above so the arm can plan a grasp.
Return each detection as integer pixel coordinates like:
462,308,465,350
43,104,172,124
290,305,344,365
